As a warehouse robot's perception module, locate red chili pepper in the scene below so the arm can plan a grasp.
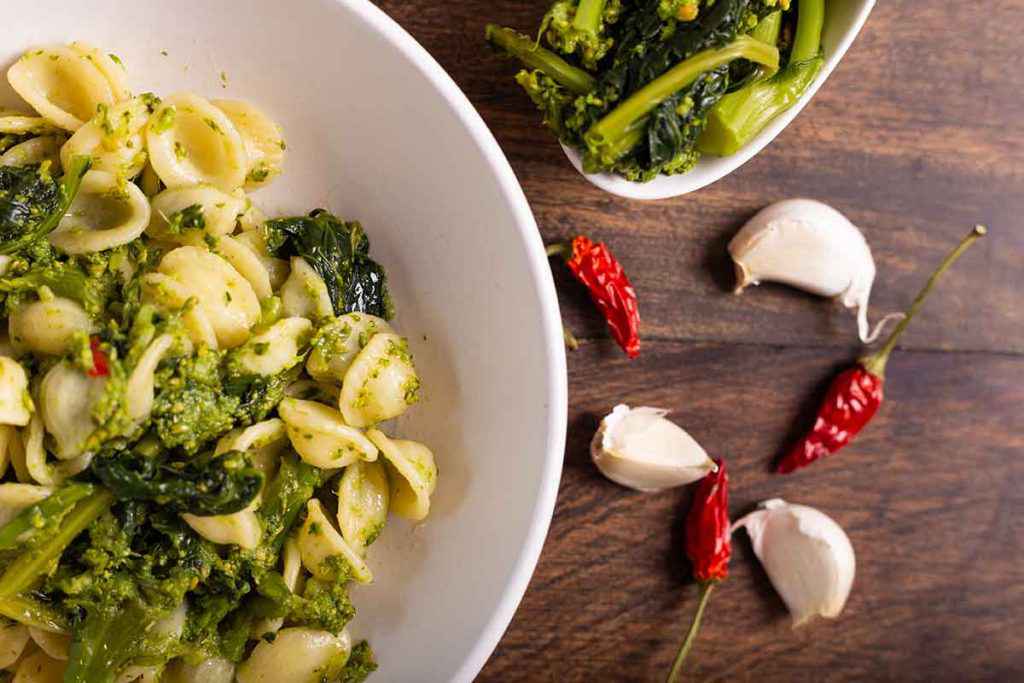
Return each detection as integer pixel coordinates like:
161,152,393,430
667,459,730,683
548,236,640,358
88,336,109,377
777,225,986,474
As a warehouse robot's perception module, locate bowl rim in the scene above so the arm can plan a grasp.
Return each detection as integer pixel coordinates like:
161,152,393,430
562,0,878,200
340,1,568,680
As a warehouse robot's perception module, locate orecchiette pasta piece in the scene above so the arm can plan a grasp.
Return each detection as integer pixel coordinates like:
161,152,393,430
339,333,419,428
336,459,389,555
147,185,245,243
60,98,150,177
38,361,105,460
24,412,94,486
297,499,372,583
251,536,302,638
146,93,247,191
230,317,311,377
49,170,151,254
0,483,51,528
278,398,377,469
307,313,392,384
0,623,29,669
211,99,285,189
216,235,273,300
232,229,288,289
0,358,32,426
13,648,66,682
125,334,175,422
7,45,115,130
162,657,235,683
367,430,437,521
236,627,351,683
138,161,162,198
27,628,69,661
182,500,261,550
139,273,219,349
68,42,130,101
7,425,29,483
235,200,265,233
0,136,64,168
215,418,288,477
156,246,260,348
280,257,332,321
9,297,94,356
114,665,160,683
0,109,59,135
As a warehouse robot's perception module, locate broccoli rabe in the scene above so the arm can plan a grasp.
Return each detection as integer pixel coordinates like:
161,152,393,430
341,641,379,683
0,254,115,317
150,346,241,452
541,0,623,70
0,155,90,254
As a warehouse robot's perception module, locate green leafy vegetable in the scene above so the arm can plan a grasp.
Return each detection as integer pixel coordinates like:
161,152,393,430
165,203,206,234
540,0,623,70
0,155,90,254
341,641,379,683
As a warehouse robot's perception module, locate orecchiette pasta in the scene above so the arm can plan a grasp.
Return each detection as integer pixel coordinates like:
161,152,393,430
339,333,419,428
13,647,66,682
0,623,29,669
236,627,351,683
49,170,151,254
0,135,64,168
0,109,59,136
182,500,261,549
231,317,311,377
367,429,437,521
24,413,94,486
114,665,161,683
162,657,235,683
297,499,372,584
0,483,51,528
38,361,104,459
232,229,289,289
0,358,31,426
306,313,392,384
27,628,70,661
9,297,94,356
155,246,260,349
68,42,131,102
146,93,247,191
278,397,377,469
280,257,333,321
336,459,389,555
139,273,219,349
214,418,288,478
60,97,150,178
211,99,285,189
125,334,176,422
7,45,115,130
146,184,245,243
215,235,273,300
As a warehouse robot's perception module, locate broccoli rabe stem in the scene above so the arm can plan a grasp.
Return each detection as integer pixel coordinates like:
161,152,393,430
485,24,596,95
698,0,825,156
0,482,94,550
750,10,783,47
583,36,780,166
573,0,608,34
0,489,114,598
0,594,69,633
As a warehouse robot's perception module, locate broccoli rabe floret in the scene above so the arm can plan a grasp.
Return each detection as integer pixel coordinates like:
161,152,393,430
0,255,115,318
542,0,623,70
150,347,241,452
340,641,379,683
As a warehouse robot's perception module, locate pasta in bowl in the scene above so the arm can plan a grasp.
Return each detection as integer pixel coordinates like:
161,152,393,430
0,41,437,682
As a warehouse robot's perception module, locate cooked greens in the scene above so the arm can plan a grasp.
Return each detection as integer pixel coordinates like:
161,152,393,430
486,0,825,182
0,155,90,253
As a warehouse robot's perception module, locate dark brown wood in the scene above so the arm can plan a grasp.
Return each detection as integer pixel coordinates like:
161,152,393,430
373,1,1024,679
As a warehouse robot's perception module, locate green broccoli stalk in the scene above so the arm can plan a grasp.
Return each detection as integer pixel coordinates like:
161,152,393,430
0,482,95,550
0,155,90,254
699,0,825,155
259,453,322,550
540,0,623,69
583,34,779,169
485,24,596,95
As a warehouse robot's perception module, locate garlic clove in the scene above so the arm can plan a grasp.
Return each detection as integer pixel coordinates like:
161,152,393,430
733,498,855,626
591,404,716,492
729,198,898,343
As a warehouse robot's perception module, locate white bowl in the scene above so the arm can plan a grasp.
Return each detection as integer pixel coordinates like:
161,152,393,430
0,1,567,681
563,0,877,200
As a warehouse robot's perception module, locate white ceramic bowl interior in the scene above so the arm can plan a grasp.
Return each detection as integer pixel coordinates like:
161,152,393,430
0,1,567,681
563,0,876,200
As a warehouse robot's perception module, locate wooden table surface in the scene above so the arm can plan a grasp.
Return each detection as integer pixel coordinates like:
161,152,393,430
375,1,1024,680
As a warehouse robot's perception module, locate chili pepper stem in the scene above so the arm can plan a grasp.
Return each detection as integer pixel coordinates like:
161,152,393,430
546,242,573,259
860,225,987,378
563,326,580,351
666,581,715,683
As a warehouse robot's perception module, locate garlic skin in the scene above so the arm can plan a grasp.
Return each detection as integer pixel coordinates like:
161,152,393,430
733,499,855,626
729,198,898,343
591,405,717,492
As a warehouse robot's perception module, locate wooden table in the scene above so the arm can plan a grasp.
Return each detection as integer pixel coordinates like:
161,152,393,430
375,2,1024,679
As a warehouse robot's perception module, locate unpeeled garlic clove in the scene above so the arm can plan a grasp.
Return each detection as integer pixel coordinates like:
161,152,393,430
729,198,900,343
590,404,716,492
732,499,855,626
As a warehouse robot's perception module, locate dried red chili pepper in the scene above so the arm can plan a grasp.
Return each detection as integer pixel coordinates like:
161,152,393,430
548,236,640,358
667,459,730,683
88,336,109,377
777,225,986,474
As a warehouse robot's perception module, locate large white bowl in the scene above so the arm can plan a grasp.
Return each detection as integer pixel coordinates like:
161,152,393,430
563,0,877,200
0,1,567,681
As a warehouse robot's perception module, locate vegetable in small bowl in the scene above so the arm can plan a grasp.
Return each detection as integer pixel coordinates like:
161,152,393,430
486,0,876,199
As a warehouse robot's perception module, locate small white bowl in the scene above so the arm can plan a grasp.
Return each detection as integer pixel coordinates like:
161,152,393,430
1,1,567,681
563,0,876,200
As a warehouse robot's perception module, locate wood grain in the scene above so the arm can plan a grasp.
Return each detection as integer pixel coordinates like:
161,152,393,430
371,0,1024,679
